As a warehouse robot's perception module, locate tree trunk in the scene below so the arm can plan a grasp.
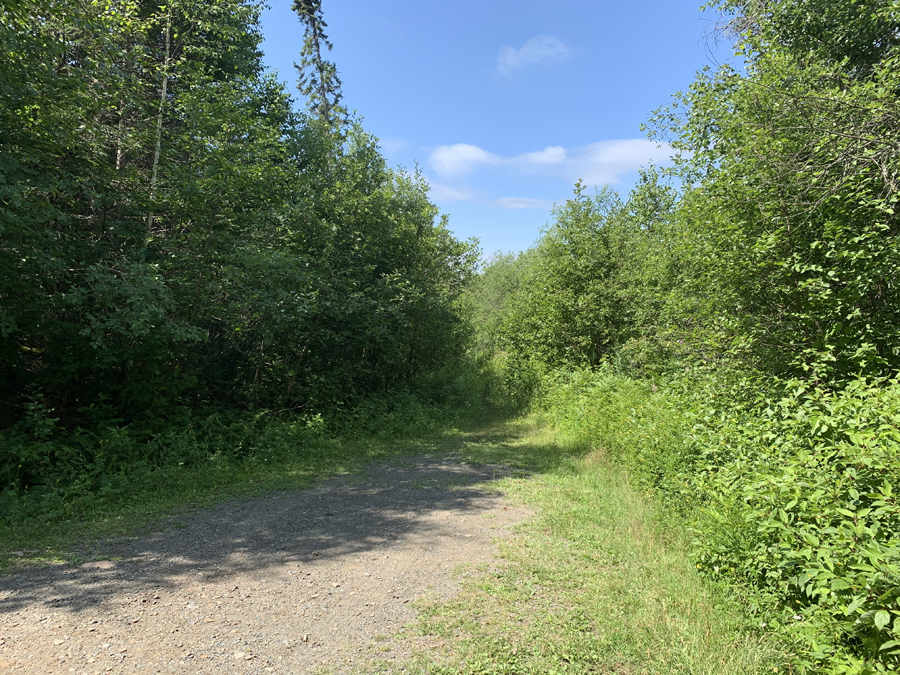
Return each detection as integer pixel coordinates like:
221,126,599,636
147,11,171,230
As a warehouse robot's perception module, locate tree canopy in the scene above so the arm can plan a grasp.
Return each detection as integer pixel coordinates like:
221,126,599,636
0,0,476,480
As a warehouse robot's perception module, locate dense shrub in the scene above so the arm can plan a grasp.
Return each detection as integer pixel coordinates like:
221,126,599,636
537,368,900,673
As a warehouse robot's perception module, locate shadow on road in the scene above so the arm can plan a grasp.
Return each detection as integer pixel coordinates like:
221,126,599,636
0,453,521,615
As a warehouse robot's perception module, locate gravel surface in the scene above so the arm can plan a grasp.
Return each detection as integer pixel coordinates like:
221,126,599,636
0,455,530,674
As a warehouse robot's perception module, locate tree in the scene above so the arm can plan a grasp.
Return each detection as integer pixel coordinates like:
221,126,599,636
291,0,346,128
647,0,900,380
0,0,475,445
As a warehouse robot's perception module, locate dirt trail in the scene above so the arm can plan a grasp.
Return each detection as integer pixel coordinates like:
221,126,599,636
0,454,531,674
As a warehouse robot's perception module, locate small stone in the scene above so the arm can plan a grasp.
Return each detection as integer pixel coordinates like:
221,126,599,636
80,561,116,571
233,651,245,660
54,639,65,646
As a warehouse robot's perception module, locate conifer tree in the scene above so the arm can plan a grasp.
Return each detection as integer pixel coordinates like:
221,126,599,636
292,0,347,128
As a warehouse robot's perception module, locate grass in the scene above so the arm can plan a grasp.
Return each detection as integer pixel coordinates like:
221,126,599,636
0,406,489,571
1,404,789,673
380,416,788,674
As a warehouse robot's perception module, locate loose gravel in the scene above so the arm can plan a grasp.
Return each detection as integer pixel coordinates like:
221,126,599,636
0,455,531,674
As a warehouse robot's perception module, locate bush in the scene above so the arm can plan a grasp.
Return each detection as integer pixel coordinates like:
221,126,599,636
537,368,900,673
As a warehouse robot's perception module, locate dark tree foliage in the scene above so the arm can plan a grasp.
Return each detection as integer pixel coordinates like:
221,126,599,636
0,0,475,487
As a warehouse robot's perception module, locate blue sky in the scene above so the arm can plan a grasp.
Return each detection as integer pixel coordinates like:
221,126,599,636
258,1,734,256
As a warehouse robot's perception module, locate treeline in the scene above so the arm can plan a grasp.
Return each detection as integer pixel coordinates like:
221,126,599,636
469,0,900,671
0,1,475,493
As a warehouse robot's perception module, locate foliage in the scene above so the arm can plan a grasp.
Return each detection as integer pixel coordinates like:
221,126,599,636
532,367,900,673
0,0,476,494
649,0,900,380
466,169,677,379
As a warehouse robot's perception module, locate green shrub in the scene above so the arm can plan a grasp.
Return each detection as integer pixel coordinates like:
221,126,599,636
537,368,900,673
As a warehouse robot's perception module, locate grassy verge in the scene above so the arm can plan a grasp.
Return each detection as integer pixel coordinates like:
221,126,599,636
532,368,900,672
0,401,490,571
391,416,787,674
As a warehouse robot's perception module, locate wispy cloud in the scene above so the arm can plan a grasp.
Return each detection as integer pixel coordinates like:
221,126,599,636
427,182,474,203
518,146,567,166
562,140,674,184
427,139,672,184
495,197,553,210
424,140,674,209
428,144,500,177
377,136,409,158
497,35,572,76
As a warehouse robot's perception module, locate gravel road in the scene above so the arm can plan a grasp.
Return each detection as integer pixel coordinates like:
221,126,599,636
0,454,531,674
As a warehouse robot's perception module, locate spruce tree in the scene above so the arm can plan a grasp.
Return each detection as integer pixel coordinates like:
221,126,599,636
292,0,347,129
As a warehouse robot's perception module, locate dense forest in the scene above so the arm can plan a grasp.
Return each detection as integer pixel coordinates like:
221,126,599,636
468,0,900,671
3,0,900,672
0,0,475,488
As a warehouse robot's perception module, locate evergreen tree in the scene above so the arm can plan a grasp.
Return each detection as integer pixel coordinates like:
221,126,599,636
291,0,346,128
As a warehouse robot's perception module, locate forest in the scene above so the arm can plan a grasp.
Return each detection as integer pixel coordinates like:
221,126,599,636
2,0,900,672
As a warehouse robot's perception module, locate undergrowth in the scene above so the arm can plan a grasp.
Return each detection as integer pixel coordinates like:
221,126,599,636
0,386,486,569
537,367,900,674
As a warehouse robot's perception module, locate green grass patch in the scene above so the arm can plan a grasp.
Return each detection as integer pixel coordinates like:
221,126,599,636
389,417,786,674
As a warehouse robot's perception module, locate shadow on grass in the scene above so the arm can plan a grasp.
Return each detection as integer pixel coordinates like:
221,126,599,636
0,415,571,619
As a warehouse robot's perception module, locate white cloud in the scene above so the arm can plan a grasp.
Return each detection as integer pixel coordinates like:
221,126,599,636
427,183,474,203
424,139,674,209
518,146,567,167
496,197,553,209
497,35,571,76
565,140,674,185
427,139,672,184
428,143,500,178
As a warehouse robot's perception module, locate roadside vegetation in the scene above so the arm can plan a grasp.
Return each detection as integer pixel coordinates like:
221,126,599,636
407,418,785,675
464,2,900,671
3,0,900,673
0,0,476,555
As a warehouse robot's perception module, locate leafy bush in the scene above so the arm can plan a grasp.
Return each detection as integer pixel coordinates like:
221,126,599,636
537,368,900,673
0,381,478,536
